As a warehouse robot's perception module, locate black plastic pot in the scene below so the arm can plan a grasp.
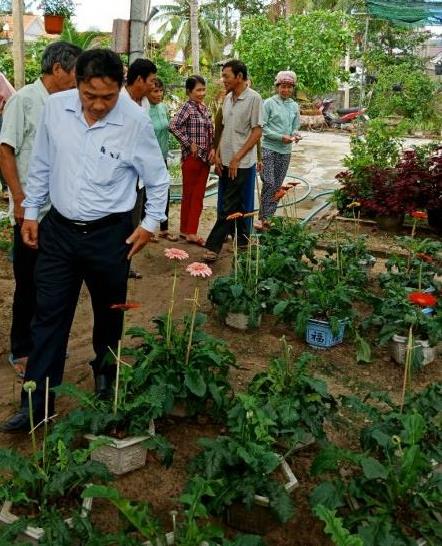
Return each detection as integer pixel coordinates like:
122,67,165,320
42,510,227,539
375,214,404,232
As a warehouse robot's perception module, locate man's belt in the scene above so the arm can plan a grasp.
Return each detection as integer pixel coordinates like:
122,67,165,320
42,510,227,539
50,207,129,232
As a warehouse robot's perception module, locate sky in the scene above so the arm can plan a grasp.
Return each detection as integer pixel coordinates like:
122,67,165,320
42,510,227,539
73,0,162,32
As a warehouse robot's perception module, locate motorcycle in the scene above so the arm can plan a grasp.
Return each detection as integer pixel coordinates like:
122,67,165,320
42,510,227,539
316,98,370,129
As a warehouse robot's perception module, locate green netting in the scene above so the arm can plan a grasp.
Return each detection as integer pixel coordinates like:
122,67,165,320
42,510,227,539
366,0,442,25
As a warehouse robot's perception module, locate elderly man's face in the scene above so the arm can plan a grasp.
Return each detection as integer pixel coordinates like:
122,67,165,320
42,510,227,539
278,82,294,100
78,77,120,125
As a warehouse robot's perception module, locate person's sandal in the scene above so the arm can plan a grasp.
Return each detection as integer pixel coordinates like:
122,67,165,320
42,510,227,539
202,250,218,262
159,232,179,242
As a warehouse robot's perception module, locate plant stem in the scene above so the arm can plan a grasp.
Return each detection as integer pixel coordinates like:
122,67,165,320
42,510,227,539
335,219,341,281
185,286,199,366
43,377,49,471
166,264,177,347
255,236,259,297
113,340,122,416
293,186,297,221
400,326,413,412
234,221,238,282
418,261,423,290
28,390,37,456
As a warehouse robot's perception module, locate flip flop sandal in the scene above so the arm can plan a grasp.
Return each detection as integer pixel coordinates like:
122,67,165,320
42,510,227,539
129,269,143,279
8,354,26,379
159,232,179,242
186,237,205,247
202,250,218,262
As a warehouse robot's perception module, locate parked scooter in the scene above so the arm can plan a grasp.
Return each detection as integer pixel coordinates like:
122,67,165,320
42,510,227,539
316,98,369,129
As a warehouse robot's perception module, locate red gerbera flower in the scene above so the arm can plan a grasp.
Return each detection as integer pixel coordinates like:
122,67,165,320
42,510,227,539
408,292,437,308
411,211,428,220
273,188,288,202
110,302,141,311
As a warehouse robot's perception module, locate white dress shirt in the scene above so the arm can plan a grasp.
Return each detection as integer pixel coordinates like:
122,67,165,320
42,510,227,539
23,88,168,232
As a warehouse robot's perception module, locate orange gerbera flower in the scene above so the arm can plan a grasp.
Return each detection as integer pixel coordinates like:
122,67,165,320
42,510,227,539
408,292,437,307
226,212,244,221
110,302,141,311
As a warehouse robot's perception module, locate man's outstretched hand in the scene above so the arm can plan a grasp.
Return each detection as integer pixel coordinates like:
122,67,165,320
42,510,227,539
126,226,155,259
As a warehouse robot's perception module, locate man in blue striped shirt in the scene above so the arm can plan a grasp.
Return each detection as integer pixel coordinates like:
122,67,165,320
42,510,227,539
1,49,169,432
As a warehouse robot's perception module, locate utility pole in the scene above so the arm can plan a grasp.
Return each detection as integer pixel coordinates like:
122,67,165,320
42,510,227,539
190,0,199,73
129,0,148,64
12,0,25,89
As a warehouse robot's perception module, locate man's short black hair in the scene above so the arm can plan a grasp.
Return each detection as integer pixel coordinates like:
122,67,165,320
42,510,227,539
76,49,124,87
41,41,82,75
126,58,157,86
222,59,247,80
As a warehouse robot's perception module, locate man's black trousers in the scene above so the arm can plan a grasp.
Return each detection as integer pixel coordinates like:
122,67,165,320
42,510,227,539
11,224,38,359
205,166,252,254
21,208,132,415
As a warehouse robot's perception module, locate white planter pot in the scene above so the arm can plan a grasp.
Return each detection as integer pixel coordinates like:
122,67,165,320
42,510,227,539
0,491,93,544
225,312,261,330
391,334,436,366
85,420,155,476
358,254,376,273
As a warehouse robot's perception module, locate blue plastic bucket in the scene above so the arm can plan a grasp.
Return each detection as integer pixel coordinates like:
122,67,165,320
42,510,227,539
305,318,346,348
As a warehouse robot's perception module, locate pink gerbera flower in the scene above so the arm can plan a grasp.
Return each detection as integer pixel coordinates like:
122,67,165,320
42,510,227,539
164,248,189,261
186,262,213,278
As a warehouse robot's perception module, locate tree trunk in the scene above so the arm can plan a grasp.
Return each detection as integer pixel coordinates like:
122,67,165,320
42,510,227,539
190,0,200,74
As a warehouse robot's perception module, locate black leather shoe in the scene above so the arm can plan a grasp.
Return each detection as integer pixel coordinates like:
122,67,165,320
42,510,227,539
94,373,113,400
0,410,31,433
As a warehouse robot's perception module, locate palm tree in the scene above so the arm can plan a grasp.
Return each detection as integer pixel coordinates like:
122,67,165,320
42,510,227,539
154,0,224,66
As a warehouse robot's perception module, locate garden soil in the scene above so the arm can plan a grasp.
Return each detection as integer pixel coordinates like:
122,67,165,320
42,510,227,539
0,130,440,545
0,206,440,545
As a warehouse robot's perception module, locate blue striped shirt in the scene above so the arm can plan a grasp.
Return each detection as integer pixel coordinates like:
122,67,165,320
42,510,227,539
23,89,169,232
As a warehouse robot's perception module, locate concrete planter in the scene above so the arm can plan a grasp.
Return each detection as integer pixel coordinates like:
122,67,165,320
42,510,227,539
391,334,436,366
0,491,93,544
85,420,155,476
224,458,298,535
225,312,261,331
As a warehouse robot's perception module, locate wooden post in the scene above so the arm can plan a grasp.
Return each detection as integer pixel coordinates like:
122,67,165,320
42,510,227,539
12,0,25,89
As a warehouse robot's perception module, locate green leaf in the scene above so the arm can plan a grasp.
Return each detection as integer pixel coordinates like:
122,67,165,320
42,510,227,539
310,481,345,510
361,457,388,480
184,368,207,397
354,331,372,363
314,504,364,546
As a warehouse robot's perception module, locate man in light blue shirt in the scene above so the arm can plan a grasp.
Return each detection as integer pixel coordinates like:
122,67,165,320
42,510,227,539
1,49,169,432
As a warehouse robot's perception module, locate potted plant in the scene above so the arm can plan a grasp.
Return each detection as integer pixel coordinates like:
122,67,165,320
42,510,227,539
53,381,172,476
82,479,265,546
39,0,76,34
124,312,236,418
0,384,111,542
274,268,354,348
248,339,337,450
366,288,441,367
379,236,442,292
189,393,298,535
310,414,442,545
209,234,264,330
